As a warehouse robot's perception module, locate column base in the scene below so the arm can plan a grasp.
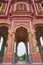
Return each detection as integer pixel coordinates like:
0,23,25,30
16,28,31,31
32,53,42,63
27,54,32,63
3,53,13,63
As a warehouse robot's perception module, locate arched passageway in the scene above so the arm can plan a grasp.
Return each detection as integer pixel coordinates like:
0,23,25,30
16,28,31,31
0,26,8,63
13,27,32,63
35,26,43,62
17,42,26,61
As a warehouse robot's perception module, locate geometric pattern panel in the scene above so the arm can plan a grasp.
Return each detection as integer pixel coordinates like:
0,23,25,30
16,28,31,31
16,4,27,11
0,2,8,15
35,0,43,15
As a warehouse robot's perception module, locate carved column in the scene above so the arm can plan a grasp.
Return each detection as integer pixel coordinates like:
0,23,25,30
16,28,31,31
30,30,42,63
15,43,18,62
28,32,33,63
31,30,37,53
25,43,29,62
29,32,34,54
3,30,15,63
12,32,16,63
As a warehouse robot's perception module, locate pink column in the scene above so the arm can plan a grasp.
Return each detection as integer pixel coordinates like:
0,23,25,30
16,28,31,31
29,32,34,54
3,32,15,63
29,32,42,63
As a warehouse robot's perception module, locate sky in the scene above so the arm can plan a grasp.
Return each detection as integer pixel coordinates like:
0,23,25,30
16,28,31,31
0,36,3,51
40,36,43,46
14,42,30,56
17,42,26,56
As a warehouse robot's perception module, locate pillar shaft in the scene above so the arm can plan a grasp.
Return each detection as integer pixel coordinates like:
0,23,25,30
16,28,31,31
29,33,34,53
15,43,17,62
26,43,29,62
3,31,15,63
29,31,42,63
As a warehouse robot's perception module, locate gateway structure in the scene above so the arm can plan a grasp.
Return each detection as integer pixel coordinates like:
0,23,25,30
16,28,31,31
0,0,43,64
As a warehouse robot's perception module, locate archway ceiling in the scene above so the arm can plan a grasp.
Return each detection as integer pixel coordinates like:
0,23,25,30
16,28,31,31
0,27,8,40
15,27,28,43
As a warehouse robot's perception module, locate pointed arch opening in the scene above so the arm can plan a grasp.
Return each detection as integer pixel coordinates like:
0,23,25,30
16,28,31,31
13,27,32,63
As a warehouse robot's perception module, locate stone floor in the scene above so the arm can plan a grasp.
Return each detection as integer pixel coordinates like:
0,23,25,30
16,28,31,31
0,63,43,65
0,61,43,65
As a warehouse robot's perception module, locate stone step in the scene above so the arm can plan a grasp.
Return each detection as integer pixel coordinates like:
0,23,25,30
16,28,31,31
0,61,43,65
0,63,43,65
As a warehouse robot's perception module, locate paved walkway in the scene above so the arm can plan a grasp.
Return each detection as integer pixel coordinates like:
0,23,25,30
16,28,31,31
1,63,43,65
0,61,43,65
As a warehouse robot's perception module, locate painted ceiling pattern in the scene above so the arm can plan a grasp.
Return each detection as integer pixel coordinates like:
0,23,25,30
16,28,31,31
0,0,43,16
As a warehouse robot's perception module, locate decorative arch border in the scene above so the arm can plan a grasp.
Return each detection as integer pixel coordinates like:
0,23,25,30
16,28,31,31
0,23,9,28
32,22,43,30
14,23,29,34
14,2,29,11
0,19,11,27
0,22,11,32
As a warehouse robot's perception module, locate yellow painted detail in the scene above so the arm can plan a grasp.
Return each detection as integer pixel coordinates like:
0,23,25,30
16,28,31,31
36,3,43,14
0,3,7,14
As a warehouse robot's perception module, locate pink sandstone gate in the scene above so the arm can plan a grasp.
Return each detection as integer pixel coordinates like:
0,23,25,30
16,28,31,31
2,21,42,63
0,0,43,64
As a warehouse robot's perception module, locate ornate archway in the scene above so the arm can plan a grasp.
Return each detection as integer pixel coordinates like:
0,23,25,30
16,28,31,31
13,26,31,63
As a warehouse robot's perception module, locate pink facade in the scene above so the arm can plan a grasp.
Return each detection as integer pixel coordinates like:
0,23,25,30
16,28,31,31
0,0,43,64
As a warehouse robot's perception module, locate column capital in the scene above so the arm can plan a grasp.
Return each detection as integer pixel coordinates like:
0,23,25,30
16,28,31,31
28,29,36,35
31,29,36,35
